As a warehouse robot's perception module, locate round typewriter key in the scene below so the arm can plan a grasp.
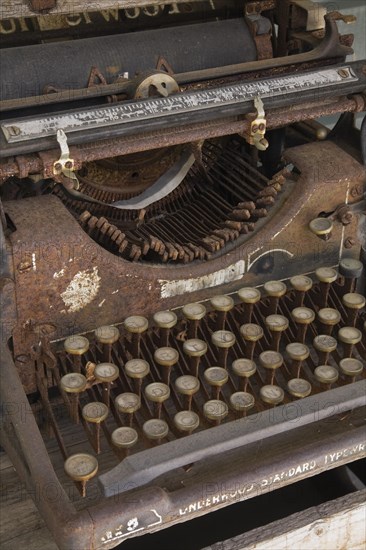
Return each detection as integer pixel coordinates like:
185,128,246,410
309,218,333,240
124,315,148,357
64,335,89,373
124,358,150,395
313,334,337,365
94,362,119,407
290,275,313,307
203,399,228,424
95,325,120,362
183,302,206,338
143,418,169,443
154,347,179,385
259,351,283,385
260,385,285,406
264,280,287,314
229,392,255,416
240,324,263,359
183,339,207,377
339,258,363,293
314,365,339,388
64,453,98,496
286,343,310,377
61,372,87,393
232,358,256,391
287,378,312,399
115,392,141,415
175,375,200,410
238,287,261,323
315,267,338,308
317,308,341,335
145,382,170,418
210,295,234,330
265,314,289,350
82,401,109,423
60,372,87,424
291,307,315,342
82,402,109,454
211,330,236,369
153,310,178,347
174,410,200,434
204,367,228,399
339,358,364,381
111,427,138,457
338,327,362,358
95,325,120,345
342,293,365,327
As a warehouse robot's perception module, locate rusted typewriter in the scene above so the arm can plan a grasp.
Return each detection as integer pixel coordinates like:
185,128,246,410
0,0,365,548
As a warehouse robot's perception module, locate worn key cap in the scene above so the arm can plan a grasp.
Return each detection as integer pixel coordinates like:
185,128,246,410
183,339,207,377
82,401,109,454
64,453,98,497
290,275,313,307
286,343,310,378
338,327,362,358
143,418,169,445
174,410,200,435
291,307,315,343
260,385,285,406
95,325,120,363
315,267,338,308
111,427,138,459
211,330,236,369
339,258,364,294
240,323,263,359
210,295,234,330
203,399,228,425
238,287,261,323
182,302,206,339
124,358,150,396
232,358,257,391
229,391,255,417
153,310,178,347
93,362,119,407
339,358,364,383
204,367,228,399
154,347,179,386
115,392,141,426
145,382,170,419
317,308,341,336
264,280,287,314
342,293,365,327
313,335,337,365
314,365,339,390
265,315,289,351
175,375,200,410
259,351,283,385
60,372,87,424
124,315,148,357
64,335,89,373
287,378,312,399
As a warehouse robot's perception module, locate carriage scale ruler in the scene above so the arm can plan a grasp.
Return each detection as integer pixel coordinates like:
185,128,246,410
1,66,357,144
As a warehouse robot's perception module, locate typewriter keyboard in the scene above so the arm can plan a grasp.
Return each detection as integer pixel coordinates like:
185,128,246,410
32,265,366,498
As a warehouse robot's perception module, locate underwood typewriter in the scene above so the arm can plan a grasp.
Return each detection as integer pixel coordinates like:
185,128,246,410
0,0,365,548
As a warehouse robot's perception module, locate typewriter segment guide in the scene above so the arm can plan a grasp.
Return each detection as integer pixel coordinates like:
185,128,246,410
0,0,365,549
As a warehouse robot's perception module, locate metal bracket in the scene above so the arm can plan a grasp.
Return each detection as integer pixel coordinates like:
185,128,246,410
53,129,79,190
248,96,269,151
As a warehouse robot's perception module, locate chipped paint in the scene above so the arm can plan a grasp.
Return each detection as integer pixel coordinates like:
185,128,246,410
53,268,66,279
159,260,245,298
111,289,119,295
99,299,106,307
32,253,36,271
60,267,101,313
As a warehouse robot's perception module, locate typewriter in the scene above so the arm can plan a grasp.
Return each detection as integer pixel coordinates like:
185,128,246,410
0,1,365,548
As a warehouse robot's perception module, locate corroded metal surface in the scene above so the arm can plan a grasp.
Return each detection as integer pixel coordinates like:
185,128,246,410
3,141,365,392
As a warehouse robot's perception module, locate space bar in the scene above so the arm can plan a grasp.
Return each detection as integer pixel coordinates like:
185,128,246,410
99,380,366,498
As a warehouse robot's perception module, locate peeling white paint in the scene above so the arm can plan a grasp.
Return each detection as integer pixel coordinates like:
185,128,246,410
32,253,36,271
60,267,101,313
111,289,119,295
99,299,106,307
53,268,66,279
159,260,245,298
